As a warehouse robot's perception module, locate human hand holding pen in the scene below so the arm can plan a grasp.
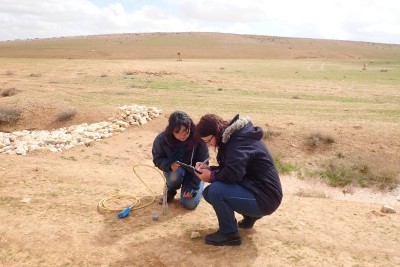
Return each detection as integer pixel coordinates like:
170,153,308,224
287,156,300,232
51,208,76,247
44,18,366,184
196,158,210,171
195,159,212,182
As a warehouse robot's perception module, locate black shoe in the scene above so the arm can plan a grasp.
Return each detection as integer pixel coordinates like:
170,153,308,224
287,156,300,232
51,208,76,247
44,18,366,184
204,230,241,246
238,216,261,229
166,190,177,203
158,190,177,204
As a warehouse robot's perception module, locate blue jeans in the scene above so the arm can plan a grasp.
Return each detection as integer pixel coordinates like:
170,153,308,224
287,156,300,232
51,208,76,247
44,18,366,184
164,167,204,210
203,181,264,234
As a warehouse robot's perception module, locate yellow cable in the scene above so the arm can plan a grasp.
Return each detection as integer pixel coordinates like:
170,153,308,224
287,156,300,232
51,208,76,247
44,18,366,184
97,164,165,213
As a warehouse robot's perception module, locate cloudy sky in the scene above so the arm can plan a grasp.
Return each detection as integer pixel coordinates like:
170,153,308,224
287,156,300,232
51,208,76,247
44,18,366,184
1,0,400,44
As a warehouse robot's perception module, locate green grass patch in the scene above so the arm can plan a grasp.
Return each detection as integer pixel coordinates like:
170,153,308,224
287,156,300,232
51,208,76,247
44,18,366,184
143,78,192,90
320,158,399,190
273,157,300,175
61,155,78,161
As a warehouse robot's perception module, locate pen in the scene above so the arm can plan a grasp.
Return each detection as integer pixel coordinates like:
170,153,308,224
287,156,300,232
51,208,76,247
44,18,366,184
200,158,209,168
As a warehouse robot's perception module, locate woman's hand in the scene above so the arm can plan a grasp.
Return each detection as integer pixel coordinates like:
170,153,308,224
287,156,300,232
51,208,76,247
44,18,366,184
195,161,212,182
183,191,192,198
195,161,211,171
195,168,212,183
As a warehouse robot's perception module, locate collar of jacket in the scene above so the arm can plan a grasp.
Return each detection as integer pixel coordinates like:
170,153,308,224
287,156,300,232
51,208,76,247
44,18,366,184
222,116,251,144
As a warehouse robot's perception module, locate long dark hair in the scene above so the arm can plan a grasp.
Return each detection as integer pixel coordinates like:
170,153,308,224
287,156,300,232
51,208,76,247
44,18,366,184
195,114,228,147
165,111,195,145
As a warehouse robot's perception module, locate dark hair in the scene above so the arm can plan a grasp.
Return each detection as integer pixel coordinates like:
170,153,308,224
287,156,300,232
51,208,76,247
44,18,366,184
165,111,195,145
195,114,228,147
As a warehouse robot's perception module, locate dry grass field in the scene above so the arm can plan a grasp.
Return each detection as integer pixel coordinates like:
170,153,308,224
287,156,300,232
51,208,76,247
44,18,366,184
1,32,399,266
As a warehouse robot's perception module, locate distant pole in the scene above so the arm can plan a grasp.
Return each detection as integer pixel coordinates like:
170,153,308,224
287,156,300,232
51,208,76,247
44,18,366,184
177,52,182,61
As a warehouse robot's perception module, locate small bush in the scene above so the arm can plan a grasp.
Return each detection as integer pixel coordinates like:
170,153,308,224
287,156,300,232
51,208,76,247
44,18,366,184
263,127,281,140
1,88,18,97
0,107,22,125
320,158,399,190
124,70,135,75
273,157,299,174
320,162,353,187
306,131,335,148
61,155,78,161
56,108,77,122
294,188,328,199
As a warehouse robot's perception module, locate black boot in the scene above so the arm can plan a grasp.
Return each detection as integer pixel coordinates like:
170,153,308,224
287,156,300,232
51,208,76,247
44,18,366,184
166,190,177,203
158,189,177,204
204,230,242,246
238,215,261,229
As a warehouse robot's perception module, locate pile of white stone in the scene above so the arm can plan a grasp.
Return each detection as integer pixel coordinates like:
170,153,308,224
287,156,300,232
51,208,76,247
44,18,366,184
0,105,162,155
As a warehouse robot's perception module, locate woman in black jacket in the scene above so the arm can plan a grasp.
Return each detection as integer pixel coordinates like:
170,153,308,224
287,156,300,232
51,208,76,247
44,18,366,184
152,111,209,209
195,114,282,246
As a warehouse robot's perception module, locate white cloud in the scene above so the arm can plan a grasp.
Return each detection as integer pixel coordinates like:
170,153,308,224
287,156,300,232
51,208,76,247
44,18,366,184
0,0,399,44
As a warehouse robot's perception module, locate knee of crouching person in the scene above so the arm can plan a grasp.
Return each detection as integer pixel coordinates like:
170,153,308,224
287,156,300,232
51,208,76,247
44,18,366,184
181,199,198,210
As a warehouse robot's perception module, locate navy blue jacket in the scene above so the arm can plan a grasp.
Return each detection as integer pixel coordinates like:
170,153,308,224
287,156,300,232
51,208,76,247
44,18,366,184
152,132,209,190
211,115,282,215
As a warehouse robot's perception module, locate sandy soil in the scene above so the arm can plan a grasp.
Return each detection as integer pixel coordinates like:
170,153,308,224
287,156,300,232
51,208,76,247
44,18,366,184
1,33,399,266
1,115,399,267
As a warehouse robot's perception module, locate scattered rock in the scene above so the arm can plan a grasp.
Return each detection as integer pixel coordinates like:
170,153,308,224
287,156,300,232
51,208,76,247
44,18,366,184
152,214,159,221
191,231,201,239
20,197,31,203
380,205,396,214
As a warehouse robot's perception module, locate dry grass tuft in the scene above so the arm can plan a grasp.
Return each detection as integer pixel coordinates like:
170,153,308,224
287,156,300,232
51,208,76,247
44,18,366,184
124,70,135,75
0,107,22,125
1,88,18,97
56,108,77,122
294,188,329,199
306,131,335,148
320,157,399,190
263,127,281,141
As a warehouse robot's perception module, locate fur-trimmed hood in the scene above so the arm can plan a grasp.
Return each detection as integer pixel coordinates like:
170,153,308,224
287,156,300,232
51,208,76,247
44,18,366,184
222,115,263,144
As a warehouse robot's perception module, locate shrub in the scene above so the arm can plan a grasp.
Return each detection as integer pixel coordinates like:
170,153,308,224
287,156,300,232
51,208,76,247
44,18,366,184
306,131,335,148
1,88,18,97
320,158,399,190
273,157,299,174
56,108,77,122
294,188,328,199
0,107,22,125
124,70,135,75
263,127,281,140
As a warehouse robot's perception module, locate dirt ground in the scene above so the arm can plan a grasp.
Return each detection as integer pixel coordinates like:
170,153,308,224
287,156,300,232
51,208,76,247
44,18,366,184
1,33,399,266
0,114,399,267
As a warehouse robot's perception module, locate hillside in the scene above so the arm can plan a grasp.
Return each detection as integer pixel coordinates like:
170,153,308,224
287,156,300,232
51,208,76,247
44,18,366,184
1,32,399,267
1,32,400,60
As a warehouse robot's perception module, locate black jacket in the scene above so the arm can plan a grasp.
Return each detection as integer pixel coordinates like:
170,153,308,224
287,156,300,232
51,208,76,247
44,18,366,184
211,115,282,214
152,132,209,190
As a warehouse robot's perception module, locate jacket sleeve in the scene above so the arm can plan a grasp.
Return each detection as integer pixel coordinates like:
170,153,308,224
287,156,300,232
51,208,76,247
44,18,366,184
152,134,187,172
213,140,251,183
152,134,171,172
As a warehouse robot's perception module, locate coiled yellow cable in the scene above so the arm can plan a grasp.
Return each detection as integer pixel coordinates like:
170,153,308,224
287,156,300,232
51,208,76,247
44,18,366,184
97,164,165,213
